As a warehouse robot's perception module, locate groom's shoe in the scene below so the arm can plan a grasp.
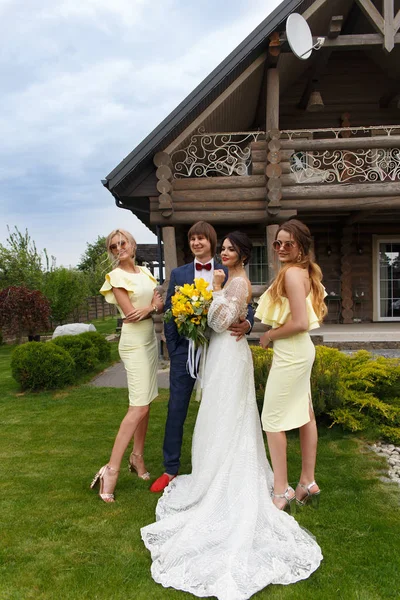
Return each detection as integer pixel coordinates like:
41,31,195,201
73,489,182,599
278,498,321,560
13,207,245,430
150,473,176,493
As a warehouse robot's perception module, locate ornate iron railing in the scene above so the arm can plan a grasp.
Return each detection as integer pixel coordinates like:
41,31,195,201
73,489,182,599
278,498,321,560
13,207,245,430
283,126,400,184
291,148,400,184
171,129,265,178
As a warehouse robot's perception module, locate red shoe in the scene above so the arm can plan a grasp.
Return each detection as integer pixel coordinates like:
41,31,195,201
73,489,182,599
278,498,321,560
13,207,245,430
150,473,176,493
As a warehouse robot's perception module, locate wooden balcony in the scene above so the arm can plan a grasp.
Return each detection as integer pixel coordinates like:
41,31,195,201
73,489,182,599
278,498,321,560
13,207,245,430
150,126,400,225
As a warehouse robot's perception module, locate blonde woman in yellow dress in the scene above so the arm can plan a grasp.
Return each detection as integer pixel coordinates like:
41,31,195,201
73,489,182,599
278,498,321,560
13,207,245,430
256,220,326,512
90,229,164,503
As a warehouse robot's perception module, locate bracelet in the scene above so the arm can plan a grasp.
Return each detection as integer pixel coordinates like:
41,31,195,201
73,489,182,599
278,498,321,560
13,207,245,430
267,332,273,344
152,304,158,314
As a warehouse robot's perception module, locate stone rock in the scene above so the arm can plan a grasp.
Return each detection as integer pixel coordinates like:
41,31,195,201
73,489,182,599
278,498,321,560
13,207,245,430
52,323,96,338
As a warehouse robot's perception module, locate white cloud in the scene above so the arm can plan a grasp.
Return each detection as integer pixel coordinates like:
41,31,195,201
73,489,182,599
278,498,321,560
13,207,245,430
0,0,284,266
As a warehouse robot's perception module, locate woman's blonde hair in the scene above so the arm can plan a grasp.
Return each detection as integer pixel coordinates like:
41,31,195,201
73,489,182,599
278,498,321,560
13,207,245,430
268,219,327,321
105,229,137,267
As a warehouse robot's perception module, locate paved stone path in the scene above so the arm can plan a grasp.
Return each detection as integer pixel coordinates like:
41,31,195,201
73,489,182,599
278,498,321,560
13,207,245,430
90,360,170,389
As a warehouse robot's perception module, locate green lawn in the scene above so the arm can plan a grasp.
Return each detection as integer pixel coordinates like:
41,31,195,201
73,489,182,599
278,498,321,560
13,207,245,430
0,343,399,600
89,315,118,336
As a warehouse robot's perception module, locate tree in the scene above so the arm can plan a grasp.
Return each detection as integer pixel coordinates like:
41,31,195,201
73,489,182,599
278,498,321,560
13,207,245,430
0,286,51,341
43,267,90,324
0,226,45,290
77,235,112,295
77,236,108,272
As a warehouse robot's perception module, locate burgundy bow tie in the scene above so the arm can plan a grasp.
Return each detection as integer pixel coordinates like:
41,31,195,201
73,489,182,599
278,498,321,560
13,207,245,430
196,262,212,271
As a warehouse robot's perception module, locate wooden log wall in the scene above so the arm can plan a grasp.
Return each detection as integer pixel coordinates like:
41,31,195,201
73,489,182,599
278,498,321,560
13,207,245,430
150,172,269,225
313,227,373,323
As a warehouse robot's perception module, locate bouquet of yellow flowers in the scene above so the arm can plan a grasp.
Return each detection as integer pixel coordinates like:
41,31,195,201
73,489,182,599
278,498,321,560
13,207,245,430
164,277,213,347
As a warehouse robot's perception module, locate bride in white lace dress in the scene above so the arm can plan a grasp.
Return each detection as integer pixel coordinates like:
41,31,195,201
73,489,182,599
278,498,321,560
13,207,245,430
141,232,322,600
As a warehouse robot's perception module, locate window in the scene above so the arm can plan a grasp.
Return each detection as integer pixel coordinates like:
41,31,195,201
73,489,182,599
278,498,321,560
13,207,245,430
248,246,268,285
374,238,400,321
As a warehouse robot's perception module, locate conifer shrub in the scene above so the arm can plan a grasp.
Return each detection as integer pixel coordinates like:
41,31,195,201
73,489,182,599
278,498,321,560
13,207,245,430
52,334,99,373
11,342,75,390
78,331,111,361
251,346,273,414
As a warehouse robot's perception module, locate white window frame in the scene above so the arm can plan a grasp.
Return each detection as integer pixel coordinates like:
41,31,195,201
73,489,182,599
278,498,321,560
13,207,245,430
373,235,400,321
247,243,268,285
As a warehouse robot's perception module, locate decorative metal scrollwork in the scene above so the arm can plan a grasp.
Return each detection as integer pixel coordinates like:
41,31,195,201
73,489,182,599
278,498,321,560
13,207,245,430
290,148,400,184
171,129,265,178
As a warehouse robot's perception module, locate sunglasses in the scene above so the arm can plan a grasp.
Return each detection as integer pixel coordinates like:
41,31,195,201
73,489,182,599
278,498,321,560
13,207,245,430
110,240,127,252
272,240,296,251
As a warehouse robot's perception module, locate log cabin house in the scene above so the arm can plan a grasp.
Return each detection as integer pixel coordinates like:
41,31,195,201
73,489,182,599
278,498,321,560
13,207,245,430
103,0,400,325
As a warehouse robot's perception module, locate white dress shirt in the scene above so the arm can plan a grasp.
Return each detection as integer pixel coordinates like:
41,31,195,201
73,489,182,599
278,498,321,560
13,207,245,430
194,258,214,290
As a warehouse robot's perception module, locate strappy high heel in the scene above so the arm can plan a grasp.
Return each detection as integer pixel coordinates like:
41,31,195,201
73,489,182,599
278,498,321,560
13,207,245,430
128,452,150,481
271,486,297,514
90,464,119,503
295,481,321,509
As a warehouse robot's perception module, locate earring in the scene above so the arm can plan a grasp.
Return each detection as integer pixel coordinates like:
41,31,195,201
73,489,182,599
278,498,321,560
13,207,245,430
297,253,302,263
242,262,245,268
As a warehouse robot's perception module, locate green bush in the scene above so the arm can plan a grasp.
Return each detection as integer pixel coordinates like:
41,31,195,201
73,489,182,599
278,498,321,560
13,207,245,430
250,345,400,444
52,334,99,373
11,342,75,391
251,346,273,414
310,346,346,417
78,331,111,361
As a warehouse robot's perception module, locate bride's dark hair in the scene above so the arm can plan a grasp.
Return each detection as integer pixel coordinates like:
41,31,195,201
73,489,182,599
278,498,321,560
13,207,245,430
222,231,253,266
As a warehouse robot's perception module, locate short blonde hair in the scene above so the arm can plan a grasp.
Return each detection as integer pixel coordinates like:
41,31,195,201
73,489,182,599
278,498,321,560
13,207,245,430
105,229,137,265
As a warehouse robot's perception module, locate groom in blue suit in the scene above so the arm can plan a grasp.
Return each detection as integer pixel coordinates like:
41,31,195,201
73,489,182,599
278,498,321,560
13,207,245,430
151,221,254,492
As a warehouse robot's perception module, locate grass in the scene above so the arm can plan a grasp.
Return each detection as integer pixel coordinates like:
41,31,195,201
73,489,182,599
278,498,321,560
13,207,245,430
89,315,118,336
0,343,399,600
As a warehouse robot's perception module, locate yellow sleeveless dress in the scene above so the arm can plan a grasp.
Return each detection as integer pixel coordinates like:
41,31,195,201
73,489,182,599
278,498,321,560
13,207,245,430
100,266,158,407
255,291,322,432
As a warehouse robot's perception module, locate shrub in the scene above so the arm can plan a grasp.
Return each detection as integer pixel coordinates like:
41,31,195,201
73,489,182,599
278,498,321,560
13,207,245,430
250,345,400,444
52,334,99,373
42,267,90,324
310,346,346,417
11,342,75,390
251,346,273,414
78,331,111,361
0,286,51,341
328,350,400,444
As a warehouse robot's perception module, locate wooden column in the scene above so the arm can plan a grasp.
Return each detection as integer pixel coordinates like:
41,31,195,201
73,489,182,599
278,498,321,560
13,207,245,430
265,67,282,218
266,224,279,283
340,226,354,323
162,226,178,281
266,68,279,132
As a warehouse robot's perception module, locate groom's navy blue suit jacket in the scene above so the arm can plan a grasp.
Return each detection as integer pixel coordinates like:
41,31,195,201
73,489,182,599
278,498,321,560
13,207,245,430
164,261,255,357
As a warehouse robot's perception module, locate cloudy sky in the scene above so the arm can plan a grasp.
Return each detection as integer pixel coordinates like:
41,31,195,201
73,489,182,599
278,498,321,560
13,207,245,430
1,0,282,267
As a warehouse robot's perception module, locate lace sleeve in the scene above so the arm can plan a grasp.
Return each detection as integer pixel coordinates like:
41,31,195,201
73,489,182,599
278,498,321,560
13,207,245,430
207,278,248,333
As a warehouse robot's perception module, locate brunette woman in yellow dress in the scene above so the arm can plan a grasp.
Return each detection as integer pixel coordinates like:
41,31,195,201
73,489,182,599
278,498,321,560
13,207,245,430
256,220,326,512
90,229,164,503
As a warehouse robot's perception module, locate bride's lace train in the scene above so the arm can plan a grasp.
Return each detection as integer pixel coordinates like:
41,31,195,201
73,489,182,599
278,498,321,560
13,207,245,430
141,327,322,600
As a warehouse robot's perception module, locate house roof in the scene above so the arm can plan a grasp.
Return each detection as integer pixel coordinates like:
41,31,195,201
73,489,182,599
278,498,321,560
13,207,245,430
103,0,305,196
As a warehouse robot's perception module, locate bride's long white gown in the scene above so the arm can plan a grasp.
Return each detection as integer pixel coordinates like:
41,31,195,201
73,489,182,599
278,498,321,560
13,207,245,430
141,278,322,600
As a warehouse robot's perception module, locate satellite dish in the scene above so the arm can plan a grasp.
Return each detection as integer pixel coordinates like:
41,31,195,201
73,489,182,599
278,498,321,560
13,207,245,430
286,13,325,60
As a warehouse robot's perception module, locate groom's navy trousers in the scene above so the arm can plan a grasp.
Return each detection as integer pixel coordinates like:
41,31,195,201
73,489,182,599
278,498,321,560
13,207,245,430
163,261,253,475
163,262,215,475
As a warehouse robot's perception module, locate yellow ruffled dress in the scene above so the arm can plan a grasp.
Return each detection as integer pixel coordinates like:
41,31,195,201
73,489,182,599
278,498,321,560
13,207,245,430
100,266,158,407
255,290,322,432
